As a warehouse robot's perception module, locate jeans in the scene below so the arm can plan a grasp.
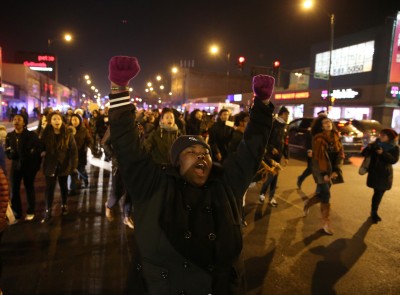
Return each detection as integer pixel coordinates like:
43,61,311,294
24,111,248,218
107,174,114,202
260,173,278,199
316,182,331,203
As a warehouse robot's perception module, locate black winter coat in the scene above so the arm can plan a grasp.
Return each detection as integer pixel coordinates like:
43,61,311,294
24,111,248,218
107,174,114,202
266,118,288,162
73,125,93,166
208,120,233,162
109,92,274,295
362,141,399,190
5,129,43,173
41,129,78,177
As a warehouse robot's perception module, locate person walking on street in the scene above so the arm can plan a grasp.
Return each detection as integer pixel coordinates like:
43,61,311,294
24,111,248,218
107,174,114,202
5,115,42,222
143,108,182,164
361,128,399,223
304,116,344,235
259,106,289,207
228,111,250,227
40,112,78,223
297,128,313,189
103,132,135,229
107,55,275,294
208,109,233,163
69,114,93,192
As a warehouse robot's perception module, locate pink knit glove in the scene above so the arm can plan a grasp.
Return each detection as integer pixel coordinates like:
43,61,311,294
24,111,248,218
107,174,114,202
108,56,141,86
252,74,275,101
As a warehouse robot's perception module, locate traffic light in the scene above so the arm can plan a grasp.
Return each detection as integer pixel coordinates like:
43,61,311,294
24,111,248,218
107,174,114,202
237,56,246,71
272,60,280,76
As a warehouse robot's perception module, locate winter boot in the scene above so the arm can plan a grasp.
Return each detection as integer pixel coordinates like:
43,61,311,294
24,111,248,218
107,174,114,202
320,203,333,235
303,194,320,217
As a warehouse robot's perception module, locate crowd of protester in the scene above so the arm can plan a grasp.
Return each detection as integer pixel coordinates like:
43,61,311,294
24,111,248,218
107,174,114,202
0,55,398,294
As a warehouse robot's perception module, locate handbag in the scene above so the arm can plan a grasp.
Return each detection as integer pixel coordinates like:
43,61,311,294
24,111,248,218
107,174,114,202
331,171,344,184
358,156,371,175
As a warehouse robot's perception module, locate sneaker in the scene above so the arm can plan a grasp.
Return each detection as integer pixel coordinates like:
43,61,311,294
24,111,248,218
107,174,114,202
123,217,135,229
61,205,68,216
269,197,278,207
259,195,265,203
105,202,114,222
25,214,35,221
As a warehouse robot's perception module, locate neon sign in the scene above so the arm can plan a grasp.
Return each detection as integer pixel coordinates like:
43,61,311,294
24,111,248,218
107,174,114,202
321,88,361,100
38,55,55,62
274,92,310,100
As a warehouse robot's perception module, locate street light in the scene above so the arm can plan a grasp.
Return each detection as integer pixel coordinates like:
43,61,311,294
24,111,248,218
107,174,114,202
46,33,73,107
209,44,231,96
47,33,73,83
209,44,231,76
303,0,335,111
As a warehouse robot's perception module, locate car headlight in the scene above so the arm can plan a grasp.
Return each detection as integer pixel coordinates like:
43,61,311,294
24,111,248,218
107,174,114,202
343,136,353,143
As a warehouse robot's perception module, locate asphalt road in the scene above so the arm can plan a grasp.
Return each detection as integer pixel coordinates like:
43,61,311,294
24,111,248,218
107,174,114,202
243,155,400,295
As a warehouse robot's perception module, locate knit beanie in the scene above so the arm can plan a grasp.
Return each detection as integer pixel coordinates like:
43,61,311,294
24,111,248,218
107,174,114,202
170,135,211,166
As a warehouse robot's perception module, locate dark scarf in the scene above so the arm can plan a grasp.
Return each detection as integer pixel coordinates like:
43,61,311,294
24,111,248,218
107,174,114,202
377,141,396,152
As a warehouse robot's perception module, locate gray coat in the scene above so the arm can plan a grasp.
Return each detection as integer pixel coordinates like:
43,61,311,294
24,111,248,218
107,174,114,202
109,95,274,295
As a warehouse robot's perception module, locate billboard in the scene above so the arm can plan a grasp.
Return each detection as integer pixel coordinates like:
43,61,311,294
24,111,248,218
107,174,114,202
389,12,400,83
315,41,375,77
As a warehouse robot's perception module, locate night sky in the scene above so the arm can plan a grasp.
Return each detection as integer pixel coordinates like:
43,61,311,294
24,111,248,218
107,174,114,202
1,0,399,97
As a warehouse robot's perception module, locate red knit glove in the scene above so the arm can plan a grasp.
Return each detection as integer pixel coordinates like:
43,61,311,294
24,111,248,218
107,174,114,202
252,74,275,101
108,56,141,86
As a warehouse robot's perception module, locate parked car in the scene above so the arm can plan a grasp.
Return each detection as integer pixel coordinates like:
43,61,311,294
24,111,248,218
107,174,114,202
348,119,383,146
287,118,364,161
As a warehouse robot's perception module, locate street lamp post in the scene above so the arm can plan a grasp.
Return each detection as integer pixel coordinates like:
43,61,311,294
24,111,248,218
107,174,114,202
327,13,335,111
209,44,231,95
46,33,73,107
303,1,335,112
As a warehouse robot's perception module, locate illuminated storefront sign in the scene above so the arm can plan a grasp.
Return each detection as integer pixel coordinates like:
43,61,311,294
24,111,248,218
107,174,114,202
1,83,15,97
389,12,400,83
274,91,310,100
389,86,400,98
227,94,242,102
321,88,361,100
16,51,56,79
315,41,375,77
23,55,55,72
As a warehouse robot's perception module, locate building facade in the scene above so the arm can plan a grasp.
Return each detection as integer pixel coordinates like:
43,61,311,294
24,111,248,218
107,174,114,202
1,63,79,119
271,14,400,133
